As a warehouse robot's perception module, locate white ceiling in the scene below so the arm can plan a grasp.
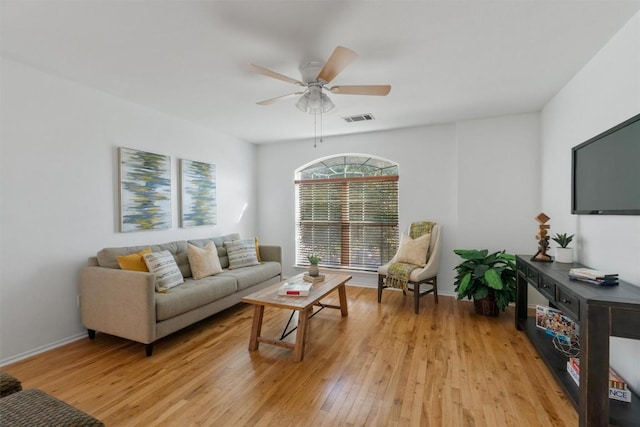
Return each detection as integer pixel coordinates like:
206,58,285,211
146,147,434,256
2,1,640,144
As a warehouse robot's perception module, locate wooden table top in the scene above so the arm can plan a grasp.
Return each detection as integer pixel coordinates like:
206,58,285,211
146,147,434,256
241,273,352,311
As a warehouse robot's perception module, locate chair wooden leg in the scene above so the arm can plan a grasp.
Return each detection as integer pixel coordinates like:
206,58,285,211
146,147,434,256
377,275,384,303
433,276,439,304
414,282,420,314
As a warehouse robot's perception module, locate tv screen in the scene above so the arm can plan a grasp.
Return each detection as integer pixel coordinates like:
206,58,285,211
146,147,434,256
571,113,640,215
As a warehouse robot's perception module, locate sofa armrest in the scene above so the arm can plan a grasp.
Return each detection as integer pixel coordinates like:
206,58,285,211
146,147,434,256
80,266,157,344
258,245,281,264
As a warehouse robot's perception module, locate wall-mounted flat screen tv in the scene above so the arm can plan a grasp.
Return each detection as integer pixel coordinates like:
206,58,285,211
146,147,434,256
572,113,640,215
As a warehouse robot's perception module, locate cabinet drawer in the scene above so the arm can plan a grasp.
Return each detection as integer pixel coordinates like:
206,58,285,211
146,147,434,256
525,266,540,286
538,276,556,301
557,287,580,320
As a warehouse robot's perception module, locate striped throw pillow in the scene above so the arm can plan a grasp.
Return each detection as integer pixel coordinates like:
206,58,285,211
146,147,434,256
224,239,260,269
144,250,184,292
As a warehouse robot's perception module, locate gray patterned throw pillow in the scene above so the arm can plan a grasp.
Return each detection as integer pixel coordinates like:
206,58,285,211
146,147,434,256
144,250,184,292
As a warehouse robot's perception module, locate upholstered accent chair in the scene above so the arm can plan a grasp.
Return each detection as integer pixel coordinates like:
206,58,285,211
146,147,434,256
377,223,442,313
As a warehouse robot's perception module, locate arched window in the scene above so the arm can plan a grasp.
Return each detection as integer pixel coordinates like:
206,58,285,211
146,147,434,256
295,154,399,271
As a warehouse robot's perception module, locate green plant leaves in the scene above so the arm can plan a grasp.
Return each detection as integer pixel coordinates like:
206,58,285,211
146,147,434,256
453,249,488,260
484,268,504,290
453,248,517,311
551,233,574,248
457,272,471,295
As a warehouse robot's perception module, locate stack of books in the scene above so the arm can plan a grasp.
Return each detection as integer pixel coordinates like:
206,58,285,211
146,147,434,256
566,357,632,403
568,267,619,286
278,281,313,296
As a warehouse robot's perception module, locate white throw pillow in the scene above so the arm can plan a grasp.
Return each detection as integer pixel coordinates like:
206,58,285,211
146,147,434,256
188,242,223,279
144,250,184,292
395,233,431,267
224,239,260,269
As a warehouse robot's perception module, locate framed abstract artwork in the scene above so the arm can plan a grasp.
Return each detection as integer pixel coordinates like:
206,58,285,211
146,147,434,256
180,159,217,227
119,147,172,232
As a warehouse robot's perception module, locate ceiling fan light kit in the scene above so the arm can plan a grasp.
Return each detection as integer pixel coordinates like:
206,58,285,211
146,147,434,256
295,85,335,114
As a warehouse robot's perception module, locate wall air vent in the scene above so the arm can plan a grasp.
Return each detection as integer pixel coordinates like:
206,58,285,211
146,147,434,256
342,113,375,123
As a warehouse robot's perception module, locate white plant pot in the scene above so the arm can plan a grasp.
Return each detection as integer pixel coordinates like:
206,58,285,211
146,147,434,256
555,247,574,263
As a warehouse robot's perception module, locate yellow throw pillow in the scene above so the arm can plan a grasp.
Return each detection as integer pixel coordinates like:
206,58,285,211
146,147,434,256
254,236,262,263
395,233,431,267
117,248,152,272
188,242,223,280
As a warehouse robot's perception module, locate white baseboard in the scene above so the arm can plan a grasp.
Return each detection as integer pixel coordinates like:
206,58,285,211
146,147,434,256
0,332,86,367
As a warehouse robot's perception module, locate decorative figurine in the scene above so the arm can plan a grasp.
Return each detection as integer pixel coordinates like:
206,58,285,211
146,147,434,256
531,212,553,262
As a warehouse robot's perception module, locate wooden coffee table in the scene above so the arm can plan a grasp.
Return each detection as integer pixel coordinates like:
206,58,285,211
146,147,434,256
241,273,351,362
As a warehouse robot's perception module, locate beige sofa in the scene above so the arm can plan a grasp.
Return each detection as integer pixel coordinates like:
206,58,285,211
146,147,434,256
80,233,282,356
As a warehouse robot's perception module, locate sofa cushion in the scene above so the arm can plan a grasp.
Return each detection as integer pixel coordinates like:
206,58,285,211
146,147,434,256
97,241,192,278
225,239,260,269
144,250,184,292
188,233,239,269
155,276,238,321
218,261,281,291
187,243,222,279
116,248,151,272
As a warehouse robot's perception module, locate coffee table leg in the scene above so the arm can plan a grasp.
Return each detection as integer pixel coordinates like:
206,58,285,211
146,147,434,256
249,305,264,351
338,284,349,317
293,307,311,362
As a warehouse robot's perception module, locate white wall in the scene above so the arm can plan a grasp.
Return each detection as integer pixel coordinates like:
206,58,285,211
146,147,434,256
257,113,540,296
541,11,640,392
0,58,258,364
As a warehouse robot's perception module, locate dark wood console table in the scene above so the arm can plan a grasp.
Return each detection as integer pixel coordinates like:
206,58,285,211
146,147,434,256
515,255,640,426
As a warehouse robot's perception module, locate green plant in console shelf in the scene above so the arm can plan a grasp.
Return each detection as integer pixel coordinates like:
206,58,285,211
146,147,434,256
551,233,574,248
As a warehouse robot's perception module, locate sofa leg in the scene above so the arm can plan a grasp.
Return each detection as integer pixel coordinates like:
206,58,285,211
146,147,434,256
145,344,153,357
87,329,96,340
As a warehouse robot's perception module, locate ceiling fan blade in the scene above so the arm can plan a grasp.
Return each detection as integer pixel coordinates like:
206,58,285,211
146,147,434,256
329,85,392,96
256,92,304,105
246,64,304,86
316,46,357,84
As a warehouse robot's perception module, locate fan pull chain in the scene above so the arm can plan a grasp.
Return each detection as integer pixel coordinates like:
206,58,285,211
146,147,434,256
312,111,325,148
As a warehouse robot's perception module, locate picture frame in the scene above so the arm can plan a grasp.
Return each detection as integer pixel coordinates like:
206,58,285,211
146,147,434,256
180,158,217,227
119,147,172,232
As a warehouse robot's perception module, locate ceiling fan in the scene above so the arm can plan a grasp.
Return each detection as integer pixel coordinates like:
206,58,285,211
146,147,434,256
247,46,391,114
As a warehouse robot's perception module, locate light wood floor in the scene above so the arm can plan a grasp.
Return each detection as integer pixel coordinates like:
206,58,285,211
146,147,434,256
3,286,577,426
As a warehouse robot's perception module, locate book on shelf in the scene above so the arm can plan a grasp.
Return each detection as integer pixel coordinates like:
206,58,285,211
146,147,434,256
566,357,632,403
568,274,619,286
278,281,313,296
535,305,578,341
569,268,618,280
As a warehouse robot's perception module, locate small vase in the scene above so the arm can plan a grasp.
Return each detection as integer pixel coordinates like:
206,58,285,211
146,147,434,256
308,264,319,277
555,247,574,263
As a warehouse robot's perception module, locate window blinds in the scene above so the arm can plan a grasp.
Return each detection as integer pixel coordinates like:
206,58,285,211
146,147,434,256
295,176,399,271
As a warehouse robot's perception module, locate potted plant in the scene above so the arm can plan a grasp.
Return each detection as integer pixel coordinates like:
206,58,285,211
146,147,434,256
453,249,517,316
551,233,574,263
307,253,321,277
